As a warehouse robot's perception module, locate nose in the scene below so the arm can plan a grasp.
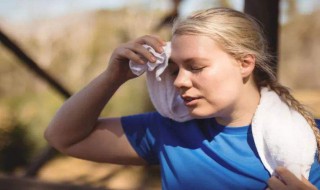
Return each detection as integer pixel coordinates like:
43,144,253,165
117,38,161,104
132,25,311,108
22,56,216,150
173,69,192,89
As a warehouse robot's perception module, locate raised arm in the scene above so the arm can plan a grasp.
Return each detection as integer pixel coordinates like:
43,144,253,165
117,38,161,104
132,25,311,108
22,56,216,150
44,35,165,165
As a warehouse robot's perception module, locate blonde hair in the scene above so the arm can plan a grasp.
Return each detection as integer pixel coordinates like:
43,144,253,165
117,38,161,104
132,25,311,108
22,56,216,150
172,7,320,160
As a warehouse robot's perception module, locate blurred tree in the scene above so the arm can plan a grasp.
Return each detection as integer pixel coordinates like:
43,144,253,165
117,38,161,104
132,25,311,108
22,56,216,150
287,0,298,19
0,28,70,177
218,0,231,7
0,117,35,173
153,0,182,31
244,0,280,74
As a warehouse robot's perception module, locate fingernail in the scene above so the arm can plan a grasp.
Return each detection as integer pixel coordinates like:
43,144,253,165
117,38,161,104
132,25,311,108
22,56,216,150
151,56,156,62
158,47,164,53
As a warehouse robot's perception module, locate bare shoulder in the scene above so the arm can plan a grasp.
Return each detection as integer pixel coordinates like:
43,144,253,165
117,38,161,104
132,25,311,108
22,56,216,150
62,117,146,165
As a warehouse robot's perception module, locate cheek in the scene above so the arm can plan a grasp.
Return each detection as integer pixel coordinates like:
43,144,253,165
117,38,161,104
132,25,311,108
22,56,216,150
197,68,243,104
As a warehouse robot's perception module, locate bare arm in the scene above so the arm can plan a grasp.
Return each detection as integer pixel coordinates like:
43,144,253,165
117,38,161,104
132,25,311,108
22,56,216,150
44,35,165,165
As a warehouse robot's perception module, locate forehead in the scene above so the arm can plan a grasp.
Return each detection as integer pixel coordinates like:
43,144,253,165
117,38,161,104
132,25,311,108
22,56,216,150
170,35,222,61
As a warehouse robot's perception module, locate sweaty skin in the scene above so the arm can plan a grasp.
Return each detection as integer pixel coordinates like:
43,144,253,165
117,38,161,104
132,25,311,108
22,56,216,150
171,35,259,127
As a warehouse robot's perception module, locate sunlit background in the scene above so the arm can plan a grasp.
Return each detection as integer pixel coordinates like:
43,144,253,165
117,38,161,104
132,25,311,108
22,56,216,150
1,0,320,22
0,0,320,189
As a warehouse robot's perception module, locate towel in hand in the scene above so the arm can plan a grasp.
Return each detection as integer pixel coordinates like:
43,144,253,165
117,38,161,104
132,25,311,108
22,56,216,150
129,42,193,122
129,43,170,82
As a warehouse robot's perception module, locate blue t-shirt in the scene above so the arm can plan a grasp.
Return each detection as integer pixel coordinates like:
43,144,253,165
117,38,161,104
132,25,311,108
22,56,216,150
121,112,320,190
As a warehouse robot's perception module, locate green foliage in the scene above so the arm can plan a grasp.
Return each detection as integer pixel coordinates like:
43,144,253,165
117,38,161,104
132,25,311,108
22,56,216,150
0,118,35,173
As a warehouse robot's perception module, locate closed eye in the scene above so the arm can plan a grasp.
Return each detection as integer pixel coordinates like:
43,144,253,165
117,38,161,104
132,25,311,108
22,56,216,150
190,66,206,73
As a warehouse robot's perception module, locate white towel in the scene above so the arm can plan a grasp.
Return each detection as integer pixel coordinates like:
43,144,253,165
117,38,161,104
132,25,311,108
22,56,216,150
129,42,193,122
252,87,317,179
129,44,170,82
129,43,317,179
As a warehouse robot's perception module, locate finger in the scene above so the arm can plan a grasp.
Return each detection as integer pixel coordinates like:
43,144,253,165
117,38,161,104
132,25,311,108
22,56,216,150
302,176,317,190
268,176,287,190
136,35,166,53
137,34,166,46
302,176,308,183
126,43,157,63
274,167,300,186
116,47,145,64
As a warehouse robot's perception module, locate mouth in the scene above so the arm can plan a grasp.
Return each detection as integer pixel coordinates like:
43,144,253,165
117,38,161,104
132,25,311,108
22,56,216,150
181,95,201,106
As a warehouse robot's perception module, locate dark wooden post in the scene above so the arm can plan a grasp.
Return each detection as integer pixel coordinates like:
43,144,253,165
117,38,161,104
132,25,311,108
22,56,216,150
244,0,280,75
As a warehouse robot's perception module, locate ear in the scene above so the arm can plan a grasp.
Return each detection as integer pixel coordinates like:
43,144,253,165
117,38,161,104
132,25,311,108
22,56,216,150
238,54,255,78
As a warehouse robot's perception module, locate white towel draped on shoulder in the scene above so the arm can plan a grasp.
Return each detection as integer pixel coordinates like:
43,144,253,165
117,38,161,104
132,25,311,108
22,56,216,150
252,88,317,179
128,43,317,179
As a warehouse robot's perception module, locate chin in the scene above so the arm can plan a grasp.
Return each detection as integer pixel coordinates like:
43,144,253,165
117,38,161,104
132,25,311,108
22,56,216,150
188,107,216,119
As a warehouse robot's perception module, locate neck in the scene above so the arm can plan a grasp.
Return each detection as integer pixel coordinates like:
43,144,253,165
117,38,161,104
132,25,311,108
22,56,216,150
216,82,260,127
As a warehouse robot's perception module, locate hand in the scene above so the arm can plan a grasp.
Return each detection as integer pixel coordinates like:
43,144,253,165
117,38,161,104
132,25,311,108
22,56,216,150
267,167,318,190
106,35,166,83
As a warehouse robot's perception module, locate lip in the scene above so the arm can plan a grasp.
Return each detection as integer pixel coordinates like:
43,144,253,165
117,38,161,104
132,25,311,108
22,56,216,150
181,95,201,106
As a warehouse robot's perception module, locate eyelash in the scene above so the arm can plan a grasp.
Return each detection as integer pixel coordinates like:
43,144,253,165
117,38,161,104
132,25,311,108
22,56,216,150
190,66,205,73
170,66,205,76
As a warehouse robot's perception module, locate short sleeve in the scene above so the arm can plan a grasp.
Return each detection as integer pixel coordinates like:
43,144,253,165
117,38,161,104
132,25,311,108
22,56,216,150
309,119,320,188
316,119,320,129
121,112,164,164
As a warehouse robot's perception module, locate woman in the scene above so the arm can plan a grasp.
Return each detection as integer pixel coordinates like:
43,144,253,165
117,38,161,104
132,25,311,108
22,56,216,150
45,8,320,189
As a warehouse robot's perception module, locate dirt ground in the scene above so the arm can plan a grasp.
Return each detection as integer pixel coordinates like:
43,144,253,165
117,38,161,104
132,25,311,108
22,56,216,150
39,157,161,190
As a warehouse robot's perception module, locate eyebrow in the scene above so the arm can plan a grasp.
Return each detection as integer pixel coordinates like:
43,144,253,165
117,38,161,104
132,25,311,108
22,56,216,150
169,57,209,65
